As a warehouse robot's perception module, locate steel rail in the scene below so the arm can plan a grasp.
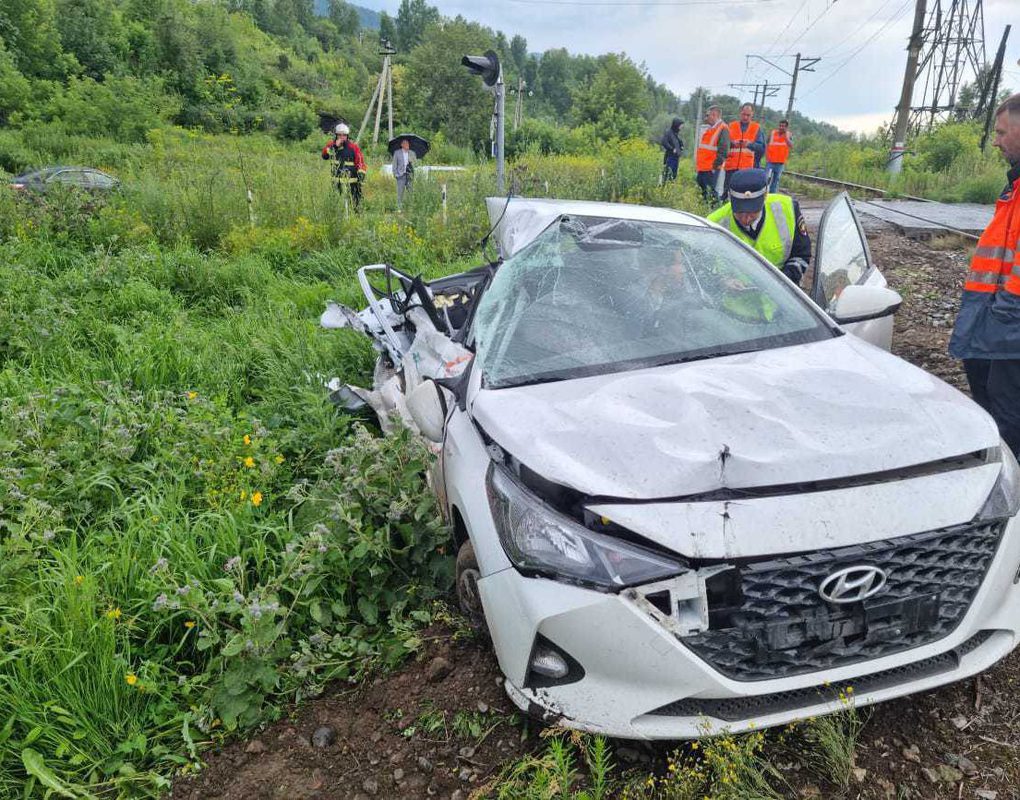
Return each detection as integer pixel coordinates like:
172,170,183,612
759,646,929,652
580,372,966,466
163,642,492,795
785,170,981,241
784,170,934,203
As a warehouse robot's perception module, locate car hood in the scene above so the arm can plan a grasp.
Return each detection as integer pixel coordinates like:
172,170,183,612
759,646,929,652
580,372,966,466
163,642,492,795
469,335,999,500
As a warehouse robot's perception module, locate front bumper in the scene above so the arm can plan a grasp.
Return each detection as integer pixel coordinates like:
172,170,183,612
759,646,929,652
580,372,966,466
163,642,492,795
477,514,1020,739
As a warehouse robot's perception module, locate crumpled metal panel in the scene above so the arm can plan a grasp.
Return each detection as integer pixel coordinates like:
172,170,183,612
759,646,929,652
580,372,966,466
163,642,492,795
682,521,1004,681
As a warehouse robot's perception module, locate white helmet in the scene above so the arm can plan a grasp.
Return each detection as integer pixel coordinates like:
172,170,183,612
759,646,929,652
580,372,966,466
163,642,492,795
335,123,350,135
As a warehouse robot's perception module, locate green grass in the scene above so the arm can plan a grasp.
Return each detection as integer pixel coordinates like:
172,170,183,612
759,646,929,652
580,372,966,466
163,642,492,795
0,121,909,797
0,124,708,797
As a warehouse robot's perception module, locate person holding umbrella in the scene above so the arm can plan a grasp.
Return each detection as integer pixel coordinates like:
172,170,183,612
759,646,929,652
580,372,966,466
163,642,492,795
388,134,429,212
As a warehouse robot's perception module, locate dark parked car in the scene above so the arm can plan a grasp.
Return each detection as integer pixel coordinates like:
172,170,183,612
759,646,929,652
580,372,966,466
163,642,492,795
9,166,120,193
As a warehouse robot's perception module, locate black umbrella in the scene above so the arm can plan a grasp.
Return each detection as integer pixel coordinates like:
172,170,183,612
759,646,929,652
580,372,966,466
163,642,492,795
387,133,430,159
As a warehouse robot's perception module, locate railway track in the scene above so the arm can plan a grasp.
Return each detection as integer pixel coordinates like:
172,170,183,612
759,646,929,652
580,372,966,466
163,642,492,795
785,170,981,241
783,169,933,203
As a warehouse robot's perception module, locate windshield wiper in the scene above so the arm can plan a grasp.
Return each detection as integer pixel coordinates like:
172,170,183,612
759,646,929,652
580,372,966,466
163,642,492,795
488,346,770,390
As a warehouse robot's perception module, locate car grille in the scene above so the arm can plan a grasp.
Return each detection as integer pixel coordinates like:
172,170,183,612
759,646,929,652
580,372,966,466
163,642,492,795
682,520,1004,681
653,630,996,720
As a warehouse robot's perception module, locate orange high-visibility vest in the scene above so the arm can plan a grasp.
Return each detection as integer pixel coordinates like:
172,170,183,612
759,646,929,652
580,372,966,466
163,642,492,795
949,174,1020,359
964,179,1020,295
696,122,725,172
725,120,759,171
766,130,790,164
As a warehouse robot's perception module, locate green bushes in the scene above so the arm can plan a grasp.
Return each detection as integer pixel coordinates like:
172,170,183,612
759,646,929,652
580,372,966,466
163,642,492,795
790,121,1006,203
273,102,317,141
0,125,711,795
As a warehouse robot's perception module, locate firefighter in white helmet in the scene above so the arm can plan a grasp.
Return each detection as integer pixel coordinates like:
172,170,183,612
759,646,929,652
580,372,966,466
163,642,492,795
321,123,367,209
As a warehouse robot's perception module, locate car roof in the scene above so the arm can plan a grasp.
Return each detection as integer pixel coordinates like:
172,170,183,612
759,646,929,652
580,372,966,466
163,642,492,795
15,166,109,180
485,197,711,259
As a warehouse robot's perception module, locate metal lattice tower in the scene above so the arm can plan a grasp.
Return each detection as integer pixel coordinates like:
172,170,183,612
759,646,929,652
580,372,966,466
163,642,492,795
909,0,985,130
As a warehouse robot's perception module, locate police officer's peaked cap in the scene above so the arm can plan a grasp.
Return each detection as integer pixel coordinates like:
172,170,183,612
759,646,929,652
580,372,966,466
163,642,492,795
729,169,768,213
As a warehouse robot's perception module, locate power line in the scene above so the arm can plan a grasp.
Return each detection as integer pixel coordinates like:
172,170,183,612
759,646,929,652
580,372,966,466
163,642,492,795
762,0,810,57
749,0,840,83
816,0,899,58
745,0,809,83
778,0,841,56
799,0,913,99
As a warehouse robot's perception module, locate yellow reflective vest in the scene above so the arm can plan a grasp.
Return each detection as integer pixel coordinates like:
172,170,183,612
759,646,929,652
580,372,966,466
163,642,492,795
708,194,797,269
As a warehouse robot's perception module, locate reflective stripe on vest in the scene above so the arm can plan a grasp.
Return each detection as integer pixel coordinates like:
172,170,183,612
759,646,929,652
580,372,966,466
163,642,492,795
766,131,790,164
707,193,796,268
964,183,1020,295
696,122,724,172
725,121,759,171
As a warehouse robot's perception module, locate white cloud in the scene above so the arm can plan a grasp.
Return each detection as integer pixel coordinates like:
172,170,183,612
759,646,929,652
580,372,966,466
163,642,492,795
361,0,1020,120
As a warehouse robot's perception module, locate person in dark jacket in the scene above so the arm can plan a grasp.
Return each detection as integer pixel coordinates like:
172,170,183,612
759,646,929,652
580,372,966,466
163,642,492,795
948,93,1020,454
660,117,684,182
321,123,367,209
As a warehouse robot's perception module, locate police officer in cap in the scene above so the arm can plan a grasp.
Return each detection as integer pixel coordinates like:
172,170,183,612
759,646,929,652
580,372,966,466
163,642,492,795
707,168,811,286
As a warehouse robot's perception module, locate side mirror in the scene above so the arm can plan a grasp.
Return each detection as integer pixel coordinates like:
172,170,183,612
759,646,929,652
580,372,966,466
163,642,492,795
406,380,447,443
829,285,902,325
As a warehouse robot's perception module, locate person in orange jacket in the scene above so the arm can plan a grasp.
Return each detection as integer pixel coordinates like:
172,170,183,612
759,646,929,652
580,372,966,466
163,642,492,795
321,123,367,209
764,119,793,193
722,103,765,200
949,93,1020,453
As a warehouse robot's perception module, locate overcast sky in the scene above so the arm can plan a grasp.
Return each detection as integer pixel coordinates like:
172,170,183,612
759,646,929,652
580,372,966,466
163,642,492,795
359,0,1019,133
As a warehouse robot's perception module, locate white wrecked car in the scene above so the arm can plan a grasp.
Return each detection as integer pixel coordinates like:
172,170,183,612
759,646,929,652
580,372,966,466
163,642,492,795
322,195,1020,739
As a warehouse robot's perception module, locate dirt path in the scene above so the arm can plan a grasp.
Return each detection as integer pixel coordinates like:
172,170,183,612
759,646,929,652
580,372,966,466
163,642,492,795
172,225,1020,800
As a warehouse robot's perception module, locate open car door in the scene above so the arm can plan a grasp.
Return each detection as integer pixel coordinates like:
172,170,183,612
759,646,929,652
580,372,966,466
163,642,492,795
811,192,897,350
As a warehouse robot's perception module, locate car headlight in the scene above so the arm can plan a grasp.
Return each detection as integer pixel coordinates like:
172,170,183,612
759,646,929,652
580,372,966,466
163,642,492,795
976,443,1020,522
486,463,685,590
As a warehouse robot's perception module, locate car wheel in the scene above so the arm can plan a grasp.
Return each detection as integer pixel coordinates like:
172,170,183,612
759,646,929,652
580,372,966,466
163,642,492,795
455,540,488,634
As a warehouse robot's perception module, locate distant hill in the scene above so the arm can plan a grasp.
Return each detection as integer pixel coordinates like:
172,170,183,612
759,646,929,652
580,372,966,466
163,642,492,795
312,0,381,29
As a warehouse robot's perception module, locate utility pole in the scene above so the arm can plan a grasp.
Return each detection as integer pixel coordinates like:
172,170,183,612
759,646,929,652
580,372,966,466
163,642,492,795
786,53,802,118
745,53,819,118
889,0,928,173
495,73,506,194
906,0,986,130
512,77,527,131
980,24,1011,150
693,90,705,160
358,39,397,144
729,81,783,114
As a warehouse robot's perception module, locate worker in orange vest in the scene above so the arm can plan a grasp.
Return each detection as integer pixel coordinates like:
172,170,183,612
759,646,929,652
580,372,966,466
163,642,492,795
723,103,765,200
765,119,793,193
949,93,1020,454
695,104,730,203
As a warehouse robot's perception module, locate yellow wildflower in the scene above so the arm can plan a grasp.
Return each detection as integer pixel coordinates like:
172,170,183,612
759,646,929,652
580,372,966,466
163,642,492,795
187,391,198,400
74,575,84,586
274,454,284,464
251,491,263,507
106,608,122,620
243,434,251,445
243,456,255,468
184,620,196,629
125,673,138,686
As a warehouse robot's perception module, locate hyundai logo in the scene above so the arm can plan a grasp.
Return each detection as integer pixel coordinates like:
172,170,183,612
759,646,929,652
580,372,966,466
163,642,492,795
818,565,888,604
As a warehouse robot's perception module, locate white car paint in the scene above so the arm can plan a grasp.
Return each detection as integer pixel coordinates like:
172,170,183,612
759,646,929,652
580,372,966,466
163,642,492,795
470,334,997,500
323,196,1020,739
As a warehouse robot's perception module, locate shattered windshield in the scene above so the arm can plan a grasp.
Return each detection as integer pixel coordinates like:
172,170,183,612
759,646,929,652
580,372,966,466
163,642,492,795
473,215,834,388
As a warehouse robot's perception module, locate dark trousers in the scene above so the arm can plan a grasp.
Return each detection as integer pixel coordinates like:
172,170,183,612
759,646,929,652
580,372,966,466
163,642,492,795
337,179,362,209
663,153,679,182
722,169,736,201
964,358,1020,455
696,170,718,202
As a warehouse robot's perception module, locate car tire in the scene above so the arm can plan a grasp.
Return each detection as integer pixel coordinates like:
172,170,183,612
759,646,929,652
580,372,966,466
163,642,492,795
455,540,488,636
